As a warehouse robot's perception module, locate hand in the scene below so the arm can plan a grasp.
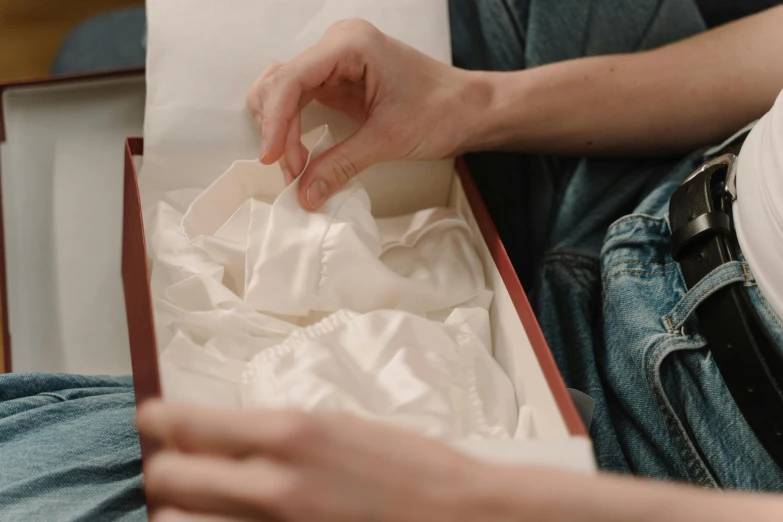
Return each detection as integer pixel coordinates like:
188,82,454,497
137,401,501,522
246,19,486,210
137,401,783,522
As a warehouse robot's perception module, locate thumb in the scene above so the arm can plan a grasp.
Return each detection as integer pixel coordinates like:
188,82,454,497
297,127,385,210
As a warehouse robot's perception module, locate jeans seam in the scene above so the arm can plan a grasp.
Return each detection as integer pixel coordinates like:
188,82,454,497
543,247,601,271
38,392,68,401
602,259,679,280
648,337,719,487
564,262,593,294
607,269,675,276
605,260,678,268
603,268,678,295
634,0,666,51
499,0,526,55
544,251,600,263
544,252,599,294
579,1,594,57
606,213,666,232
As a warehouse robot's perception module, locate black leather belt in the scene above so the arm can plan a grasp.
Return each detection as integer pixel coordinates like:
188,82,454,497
670,153,783,468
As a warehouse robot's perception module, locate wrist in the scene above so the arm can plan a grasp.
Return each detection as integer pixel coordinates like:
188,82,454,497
456,462,513,522
456,70,530,153
470,465,604,522
460,462,544,522
451,70,498,154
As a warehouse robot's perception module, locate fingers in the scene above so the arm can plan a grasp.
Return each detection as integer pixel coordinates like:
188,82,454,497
246,20,381,166
297,127,385,210
247,48,338,166
281,113,305,186
247,62,277,161
146,452,297,520
257,74,304,165
137,401,324,459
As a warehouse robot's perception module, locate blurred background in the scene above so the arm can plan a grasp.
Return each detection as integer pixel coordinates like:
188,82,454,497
0,0,144,81
1,0,780,83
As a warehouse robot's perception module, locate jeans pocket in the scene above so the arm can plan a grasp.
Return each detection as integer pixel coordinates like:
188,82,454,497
644,334,718,487
650,261,749,488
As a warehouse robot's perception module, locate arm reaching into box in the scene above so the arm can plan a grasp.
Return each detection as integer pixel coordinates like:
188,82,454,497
137,402,783,522
246,19,477,210
247,7,783,210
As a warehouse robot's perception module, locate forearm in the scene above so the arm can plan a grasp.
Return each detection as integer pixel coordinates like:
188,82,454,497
464,6,783,156
485,467,783,522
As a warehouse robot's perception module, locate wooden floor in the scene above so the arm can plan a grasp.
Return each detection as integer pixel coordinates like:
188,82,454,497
0,0,144,82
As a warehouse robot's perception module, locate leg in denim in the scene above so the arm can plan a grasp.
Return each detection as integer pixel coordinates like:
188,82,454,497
0,374,146,520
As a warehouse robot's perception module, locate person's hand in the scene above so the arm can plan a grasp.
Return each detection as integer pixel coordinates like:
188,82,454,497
137,401,783,522
246,19,486,210
137,401,501,522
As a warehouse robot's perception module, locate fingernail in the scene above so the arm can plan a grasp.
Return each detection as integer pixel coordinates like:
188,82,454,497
281,165,294,186
259,140,267,162
306,180,330,209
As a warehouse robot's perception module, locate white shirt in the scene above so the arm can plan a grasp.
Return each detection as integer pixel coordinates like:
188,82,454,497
734,88,783,321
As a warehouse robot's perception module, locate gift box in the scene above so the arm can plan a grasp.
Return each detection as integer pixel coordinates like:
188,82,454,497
124,134,594,468
0,0,596,474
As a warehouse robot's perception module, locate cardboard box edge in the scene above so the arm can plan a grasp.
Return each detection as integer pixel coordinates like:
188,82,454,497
456,158,588,437
123,137,162,463
121,144,587,439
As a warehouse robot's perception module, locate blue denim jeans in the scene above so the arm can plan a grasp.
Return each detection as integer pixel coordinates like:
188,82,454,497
0,374,145,520
3,1,781,520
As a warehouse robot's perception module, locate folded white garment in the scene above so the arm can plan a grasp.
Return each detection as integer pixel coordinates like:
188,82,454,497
240,308,519,440
181,127,486,316
144,125,520,442
160,330,245,407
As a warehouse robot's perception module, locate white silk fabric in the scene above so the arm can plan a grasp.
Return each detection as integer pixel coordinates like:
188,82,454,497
148,126,520,439
240,309,519,439
181,127,485,316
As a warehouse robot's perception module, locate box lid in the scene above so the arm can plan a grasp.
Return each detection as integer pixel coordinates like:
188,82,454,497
0,67,145,374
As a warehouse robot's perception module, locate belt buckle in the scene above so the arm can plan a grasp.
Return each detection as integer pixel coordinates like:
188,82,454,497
670,153,738,260
681,153,738,202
